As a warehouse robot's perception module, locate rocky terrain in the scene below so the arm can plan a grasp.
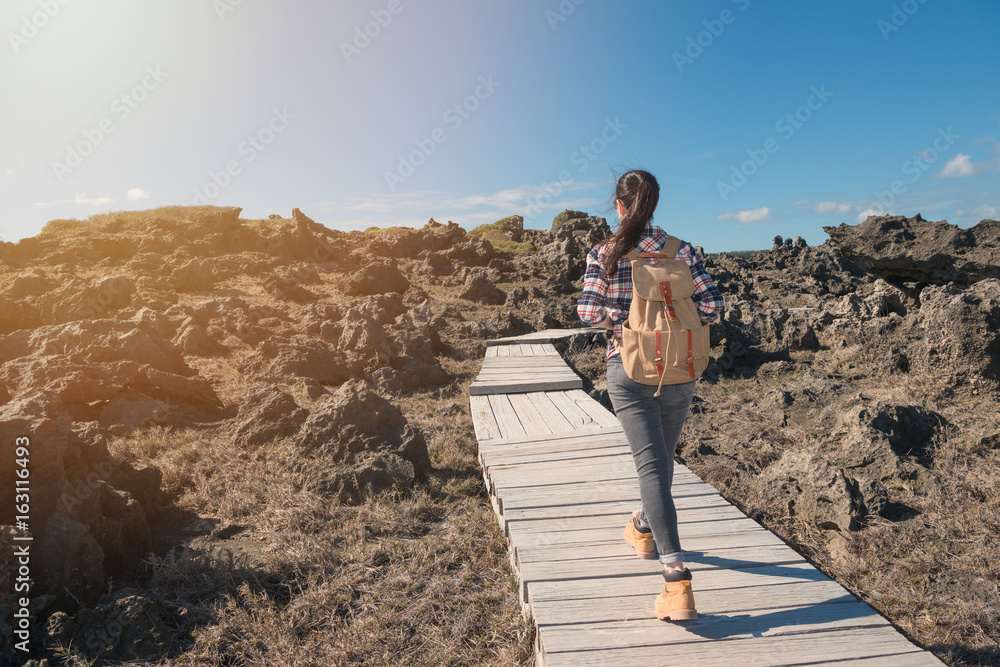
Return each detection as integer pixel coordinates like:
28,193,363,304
0,207,997,666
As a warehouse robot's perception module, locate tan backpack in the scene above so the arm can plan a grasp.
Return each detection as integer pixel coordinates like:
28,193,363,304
614,235,711,396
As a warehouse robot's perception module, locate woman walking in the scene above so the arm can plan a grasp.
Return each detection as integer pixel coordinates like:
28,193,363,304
577,169,723,620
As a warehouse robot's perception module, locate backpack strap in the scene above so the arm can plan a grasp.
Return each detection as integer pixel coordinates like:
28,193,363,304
635,235,683,260
625,249,641,262
661,235,682,259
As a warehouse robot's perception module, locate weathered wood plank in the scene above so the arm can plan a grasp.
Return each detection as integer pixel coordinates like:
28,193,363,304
541,625,939,666
495,483,716,515
511,544,807,602
544,390,599,429
527,561,832,603
530,579,860,626
468,395,500,441
502,500,743,534
524,393,577,433
487,394,526,439
515,527,788,566
507,515,765,548
486,328,603,346
506,393,555,436
470,378,583,396
565,389,621,428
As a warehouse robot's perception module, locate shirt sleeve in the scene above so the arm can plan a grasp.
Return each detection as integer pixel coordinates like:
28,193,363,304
577,247,608,325
687,245,724,323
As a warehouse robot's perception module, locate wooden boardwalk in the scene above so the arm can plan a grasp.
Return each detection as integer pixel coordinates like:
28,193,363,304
469,329,943,666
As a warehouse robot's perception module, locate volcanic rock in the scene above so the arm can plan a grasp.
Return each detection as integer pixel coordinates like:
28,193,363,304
46,589,169,662
825,214,1000,286
290,379,431,503
459,271,507,305
341,260,410,296
232,385,309,447
754,449,866,532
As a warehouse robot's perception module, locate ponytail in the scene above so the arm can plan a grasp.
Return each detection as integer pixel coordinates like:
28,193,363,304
602,170,660,276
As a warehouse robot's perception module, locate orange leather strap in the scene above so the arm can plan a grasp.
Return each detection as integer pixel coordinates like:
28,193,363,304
655,331,664,379
659,281,678,320
686,330,695,378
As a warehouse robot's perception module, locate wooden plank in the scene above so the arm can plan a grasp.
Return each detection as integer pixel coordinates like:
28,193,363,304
530,579,860,626
486,455,702,480
506,393,554,436
826,653,944,666
508,515,767,547
529,343,549,356
468,395,500,441
514,526,787,566
486,328,603,346
495,482,715,514
527,393,577,433
478,426,632,449
487,394,526,439
543,390,599,429
470,379,582,396
565,389,621,429
512,544,807,602
541,626,937,666
502,495,737,526
527,561,833,603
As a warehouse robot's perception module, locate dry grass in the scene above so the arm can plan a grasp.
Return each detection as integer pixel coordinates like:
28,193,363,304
93,372,534,666
680,372,1000,667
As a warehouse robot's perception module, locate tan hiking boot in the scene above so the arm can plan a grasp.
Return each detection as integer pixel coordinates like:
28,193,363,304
623,515,656,559
654,568,697,621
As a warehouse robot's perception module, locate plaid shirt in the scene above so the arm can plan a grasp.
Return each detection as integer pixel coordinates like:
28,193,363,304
577,224,724,358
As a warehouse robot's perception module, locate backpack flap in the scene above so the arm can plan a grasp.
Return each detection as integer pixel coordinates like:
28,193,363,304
630,259,703,332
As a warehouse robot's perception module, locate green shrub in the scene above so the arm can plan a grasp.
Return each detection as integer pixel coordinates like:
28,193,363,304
468,215,533,252
39,218,89,238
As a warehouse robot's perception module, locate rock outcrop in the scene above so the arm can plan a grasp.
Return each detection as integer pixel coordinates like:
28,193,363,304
825,214,1000,286
289,380,432,504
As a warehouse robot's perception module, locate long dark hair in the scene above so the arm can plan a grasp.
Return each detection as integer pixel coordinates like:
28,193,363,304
602,169,660,276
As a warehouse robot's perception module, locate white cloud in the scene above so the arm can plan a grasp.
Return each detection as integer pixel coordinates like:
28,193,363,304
857,207,892,222
35,194,115,208
816,201,852,214
74,194,113,206
126,187,150,201
972,204,999,219
937,153,977,178
719,206,770,224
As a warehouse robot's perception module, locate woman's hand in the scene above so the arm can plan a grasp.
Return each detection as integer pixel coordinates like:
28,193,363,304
597,314,613,329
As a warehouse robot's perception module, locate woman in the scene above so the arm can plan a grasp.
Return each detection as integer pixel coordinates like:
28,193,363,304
577,169,723,621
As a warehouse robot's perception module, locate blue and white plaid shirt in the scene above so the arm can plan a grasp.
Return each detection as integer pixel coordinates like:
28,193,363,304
577,224,724,358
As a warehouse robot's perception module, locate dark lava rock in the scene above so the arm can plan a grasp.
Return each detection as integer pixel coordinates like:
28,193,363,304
341,260,410,296
459,271,507,305
290,379,431,504
754,449,868,532
825,214,1000,286
232,385,310,447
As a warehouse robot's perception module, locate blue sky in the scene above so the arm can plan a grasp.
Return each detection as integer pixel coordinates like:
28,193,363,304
1,0,998,251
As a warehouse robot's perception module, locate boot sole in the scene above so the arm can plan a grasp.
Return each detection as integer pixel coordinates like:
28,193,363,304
656,609,698,621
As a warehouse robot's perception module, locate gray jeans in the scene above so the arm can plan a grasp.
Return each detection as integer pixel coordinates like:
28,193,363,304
606,354,695,564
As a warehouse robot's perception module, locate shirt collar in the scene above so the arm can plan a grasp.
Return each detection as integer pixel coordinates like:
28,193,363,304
637,224,667,252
